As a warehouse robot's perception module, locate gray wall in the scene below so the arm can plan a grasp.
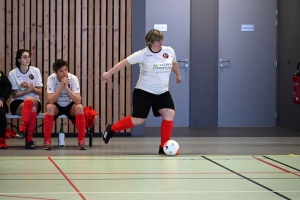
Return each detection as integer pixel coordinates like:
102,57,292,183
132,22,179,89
278,0,300,132
131,0,146,136
131,0,300,134
190,0,218,127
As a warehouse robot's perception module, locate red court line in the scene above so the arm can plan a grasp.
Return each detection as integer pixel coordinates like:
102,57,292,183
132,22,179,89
47,156,86,200
252,156,300,177
0,194,58,200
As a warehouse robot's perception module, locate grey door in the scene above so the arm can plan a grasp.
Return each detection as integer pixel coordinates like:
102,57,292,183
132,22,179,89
218,0,277,126
145,0,190,127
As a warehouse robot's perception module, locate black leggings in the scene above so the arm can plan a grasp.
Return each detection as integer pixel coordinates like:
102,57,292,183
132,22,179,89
0,107,6,138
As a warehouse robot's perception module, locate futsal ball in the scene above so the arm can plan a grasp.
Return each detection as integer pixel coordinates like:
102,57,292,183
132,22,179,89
163,140,180,156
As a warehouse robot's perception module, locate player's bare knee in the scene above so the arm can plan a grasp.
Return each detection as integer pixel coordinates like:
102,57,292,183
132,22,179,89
74,104,83,114
132,118,146,126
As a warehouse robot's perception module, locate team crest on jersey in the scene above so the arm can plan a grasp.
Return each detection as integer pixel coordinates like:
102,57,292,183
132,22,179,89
29,74,34,80
163,53,169,59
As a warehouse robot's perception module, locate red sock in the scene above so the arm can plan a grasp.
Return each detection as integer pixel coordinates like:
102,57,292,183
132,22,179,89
26,112,37,142
160,120,173,148
20,100,34,132
111,116,134,132
44,114,54,141
75,114,86,141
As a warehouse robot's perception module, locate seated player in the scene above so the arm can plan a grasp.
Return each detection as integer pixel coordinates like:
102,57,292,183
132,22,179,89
9,49,43,149
43,59,86,150
0,70,12,149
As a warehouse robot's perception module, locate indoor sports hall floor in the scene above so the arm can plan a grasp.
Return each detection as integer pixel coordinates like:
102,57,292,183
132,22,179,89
0,127,300,200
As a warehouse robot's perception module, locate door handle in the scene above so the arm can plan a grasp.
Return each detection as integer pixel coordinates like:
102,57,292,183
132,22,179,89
220,59,230,63
178,59,189,68
178,59,188,62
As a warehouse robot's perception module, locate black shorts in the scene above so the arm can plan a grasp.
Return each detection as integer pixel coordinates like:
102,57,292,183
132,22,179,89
52,102,75,121
10,99,42,115
132,89,175,118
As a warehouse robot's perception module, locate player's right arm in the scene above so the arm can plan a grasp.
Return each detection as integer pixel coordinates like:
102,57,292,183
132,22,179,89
102,59,131,82
47,79,64,104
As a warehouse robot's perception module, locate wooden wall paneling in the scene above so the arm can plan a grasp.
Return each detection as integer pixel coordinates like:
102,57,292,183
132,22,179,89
126,0,132,120
55,0,62,132
119,0,126,133
81,0,87,109
36,0,43,132
113,0,119,128
68,0,75,133
75,0,81,97
100,0,107,132
49,0,56,133
0,2,4,72
75,0,81,133
4,0,132,135
18,0,24,49
12,0,19,127
107,0,113,125
5,0,13,129
24,0,30,50
30,0,36,66
5,0,12,72
94,0,100,133
43,0,49,123
62,0,69,132
12,0,18,59
87,0,94,108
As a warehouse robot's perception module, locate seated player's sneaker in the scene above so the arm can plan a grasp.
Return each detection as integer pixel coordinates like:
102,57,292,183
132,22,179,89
15,131,25,139
78,140,87,150
43,140,53,150
25,141,36,149
0,138,7,149
158,146,165,154
102,124,114,144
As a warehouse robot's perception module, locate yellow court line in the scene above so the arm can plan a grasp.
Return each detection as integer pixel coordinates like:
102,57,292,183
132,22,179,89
289,154,298,157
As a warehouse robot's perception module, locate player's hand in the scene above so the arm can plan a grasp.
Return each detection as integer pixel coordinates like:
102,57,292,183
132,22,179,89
20,82,29,88
176,75,182,83
27,83,35,92
0,100,3,107
102,72,111,82
64,77,69,88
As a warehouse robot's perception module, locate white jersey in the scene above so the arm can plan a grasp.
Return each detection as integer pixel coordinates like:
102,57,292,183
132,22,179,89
9,66,43,102
47,73,80,107
127,46,176,94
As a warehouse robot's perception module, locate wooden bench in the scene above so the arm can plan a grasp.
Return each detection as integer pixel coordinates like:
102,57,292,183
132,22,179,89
6,113,94,147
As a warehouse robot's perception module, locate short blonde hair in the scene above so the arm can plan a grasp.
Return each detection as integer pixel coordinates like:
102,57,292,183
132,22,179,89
145,29,164,47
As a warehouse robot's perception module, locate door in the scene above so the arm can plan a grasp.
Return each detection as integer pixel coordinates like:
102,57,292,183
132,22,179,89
218,0,277,126
145,0,190,127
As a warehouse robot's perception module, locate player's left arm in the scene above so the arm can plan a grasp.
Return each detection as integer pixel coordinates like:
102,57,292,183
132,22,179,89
172,62,181,84
28,68,43,95
64,77,81,104
65,88,81,104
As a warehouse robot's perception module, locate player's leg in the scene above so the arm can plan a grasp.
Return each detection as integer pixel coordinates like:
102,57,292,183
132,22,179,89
153,91,175,154
0,106,7,149
43,103,59,150
24,97,41,149
102,89,152,144
70,103,87,150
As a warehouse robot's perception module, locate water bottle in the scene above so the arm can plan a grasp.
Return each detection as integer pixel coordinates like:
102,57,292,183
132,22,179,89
58,122,65,147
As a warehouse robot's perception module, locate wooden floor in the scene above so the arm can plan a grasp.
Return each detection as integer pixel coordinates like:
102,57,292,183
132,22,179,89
0,127,299,200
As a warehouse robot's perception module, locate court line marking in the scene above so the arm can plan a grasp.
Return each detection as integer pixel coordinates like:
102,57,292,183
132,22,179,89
0,191,300,195
47,156,86,200
263,156,300,172
0,194,58,200
252,156,300,177
202,156,291,200
1,171,299,175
